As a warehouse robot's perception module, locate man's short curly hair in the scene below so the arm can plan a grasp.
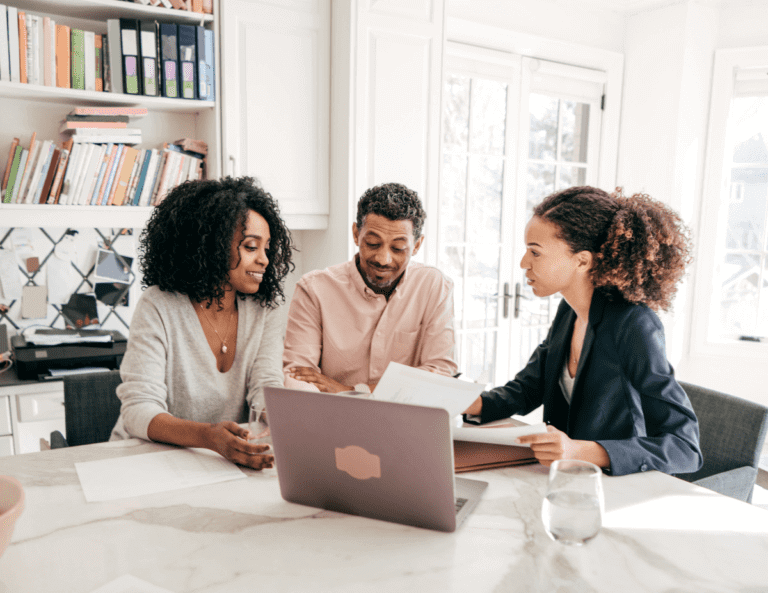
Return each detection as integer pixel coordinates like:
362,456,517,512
139,176,294,309
533,186,692,312
356,182,426,238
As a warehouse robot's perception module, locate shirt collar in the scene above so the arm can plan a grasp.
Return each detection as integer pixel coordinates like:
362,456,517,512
350,254,412,300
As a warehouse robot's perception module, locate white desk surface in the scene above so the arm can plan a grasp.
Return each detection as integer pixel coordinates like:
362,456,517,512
1,438,767,593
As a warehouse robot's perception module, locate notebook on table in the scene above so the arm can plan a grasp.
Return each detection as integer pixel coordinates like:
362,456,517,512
264,386,488,533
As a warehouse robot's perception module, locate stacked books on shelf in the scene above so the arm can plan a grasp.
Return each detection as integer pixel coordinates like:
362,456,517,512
124,0,213,14
1,107,206,208
0,6,215,101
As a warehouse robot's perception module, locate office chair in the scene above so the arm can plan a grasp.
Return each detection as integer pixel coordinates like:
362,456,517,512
50,370,123,448
676,381,768,503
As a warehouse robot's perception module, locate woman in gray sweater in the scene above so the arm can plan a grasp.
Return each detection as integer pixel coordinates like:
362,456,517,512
110,177,294,470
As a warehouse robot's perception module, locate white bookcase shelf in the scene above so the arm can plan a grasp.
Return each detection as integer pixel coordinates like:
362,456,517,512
0,204,154,228
9,0,213,24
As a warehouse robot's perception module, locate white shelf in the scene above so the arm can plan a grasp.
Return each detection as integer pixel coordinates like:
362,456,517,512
0,204,153,229
10,0,213,24
0,81,215,112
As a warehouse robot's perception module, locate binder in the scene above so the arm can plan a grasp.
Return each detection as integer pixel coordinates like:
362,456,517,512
177,24,196,99
102,33,112,92
95,34,103,91
71,28,85,90
119,19,140,95
84,30,95,91
139,21,158,96
7,6,19,82
159,23,178,98
106,20,123,94
204,28,214,101
0,5,10,82
55,24,70,88
195,26,207,100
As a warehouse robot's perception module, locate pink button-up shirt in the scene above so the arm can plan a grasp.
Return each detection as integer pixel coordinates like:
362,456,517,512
283,258,457,388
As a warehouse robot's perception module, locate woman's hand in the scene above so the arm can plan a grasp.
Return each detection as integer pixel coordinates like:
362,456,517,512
287,367,352,393
204,421,274,470
516,425,610,468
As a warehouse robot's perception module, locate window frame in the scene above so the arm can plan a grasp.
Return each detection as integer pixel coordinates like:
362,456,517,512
692,46,768,359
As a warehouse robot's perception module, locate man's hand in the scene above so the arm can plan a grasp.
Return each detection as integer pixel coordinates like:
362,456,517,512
204,421,274,470
515,425,610,468
463,395,483,416
287,367,352,393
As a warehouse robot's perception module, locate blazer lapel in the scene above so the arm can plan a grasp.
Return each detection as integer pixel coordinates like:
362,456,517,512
568,291,608,425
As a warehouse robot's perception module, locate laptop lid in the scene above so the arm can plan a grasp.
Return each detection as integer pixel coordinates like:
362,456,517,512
264,386,486,533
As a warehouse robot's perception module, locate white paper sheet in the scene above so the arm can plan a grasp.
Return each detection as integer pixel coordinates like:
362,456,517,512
453,421,548,447
372,362,485,418
89,574,174,593
75,448,247,502
0,249,22,302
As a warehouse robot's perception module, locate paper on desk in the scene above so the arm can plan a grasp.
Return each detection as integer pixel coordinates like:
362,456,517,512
452,421,548,447
75,448,247,502
373,362,485,418
89,574,174,593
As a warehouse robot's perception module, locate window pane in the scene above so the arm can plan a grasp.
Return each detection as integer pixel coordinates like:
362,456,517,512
470,78,507,155
559,165,587,190
760,257,768,336
466,245,499,330
440,154,467,243
718,253,760,336
727,167,767,250
731,97,768,164
529,94,558,160
468,156,503,243
440,246,464,325
560,101,590,163
443,75,470,150
527,163,555,218
463,331,496,384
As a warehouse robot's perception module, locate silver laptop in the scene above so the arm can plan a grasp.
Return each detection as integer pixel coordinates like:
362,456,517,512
264,386,488,533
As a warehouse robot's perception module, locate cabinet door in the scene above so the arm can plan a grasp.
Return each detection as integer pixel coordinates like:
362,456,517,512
220,0,330,229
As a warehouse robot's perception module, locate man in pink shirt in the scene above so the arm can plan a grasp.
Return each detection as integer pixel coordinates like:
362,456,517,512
284,183,457,393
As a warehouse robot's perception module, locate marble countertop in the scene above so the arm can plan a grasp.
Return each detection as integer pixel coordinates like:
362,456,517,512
1,438,767,593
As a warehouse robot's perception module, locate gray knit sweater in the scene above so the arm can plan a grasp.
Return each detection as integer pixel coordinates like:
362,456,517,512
110,286,285,441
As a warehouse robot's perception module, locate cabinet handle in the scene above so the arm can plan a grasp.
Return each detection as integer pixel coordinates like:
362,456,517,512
229,155,237,177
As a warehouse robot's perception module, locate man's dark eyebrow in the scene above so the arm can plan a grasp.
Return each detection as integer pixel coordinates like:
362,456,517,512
527,241,542,247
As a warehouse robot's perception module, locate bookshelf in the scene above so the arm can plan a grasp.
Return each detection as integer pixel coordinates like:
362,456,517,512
0,0,220,230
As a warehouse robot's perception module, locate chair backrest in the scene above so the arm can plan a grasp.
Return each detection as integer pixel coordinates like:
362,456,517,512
63,370,123,447
677,381,768,483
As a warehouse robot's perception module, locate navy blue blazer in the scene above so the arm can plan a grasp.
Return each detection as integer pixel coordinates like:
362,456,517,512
476,290,703,476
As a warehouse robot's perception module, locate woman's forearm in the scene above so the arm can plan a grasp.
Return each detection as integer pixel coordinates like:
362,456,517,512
146,413,213,449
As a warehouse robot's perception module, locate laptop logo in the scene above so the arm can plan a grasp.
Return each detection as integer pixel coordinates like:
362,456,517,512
335,445,381,480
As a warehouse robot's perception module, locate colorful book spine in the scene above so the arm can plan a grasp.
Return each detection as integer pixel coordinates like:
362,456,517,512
3,146,23,203
71,28,85,90
17,11,27,84
55,24,70,88
95,34,103,92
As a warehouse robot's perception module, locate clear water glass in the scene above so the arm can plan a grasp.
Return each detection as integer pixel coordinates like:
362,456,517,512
541,459,604,546
248,400,271,447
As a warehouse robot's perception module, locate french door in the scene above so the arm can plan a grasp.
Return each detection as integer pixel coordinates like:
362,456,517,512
437,46,606,387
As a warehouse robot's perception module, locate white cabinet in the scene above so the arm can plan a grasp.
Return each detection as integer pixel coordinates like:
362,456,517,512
0,0,220,231
220,0,330,230
0,381,65,456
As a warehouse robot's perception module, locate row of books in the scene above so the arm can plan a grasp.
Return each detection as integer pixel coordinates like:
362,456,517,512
124,0,213,14
60,107,148,145
2,130,206,207
0,7,215,101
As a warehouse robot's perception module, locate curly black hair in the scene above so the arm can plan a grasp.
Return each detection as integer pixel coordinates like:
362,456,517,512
139,176,294,309
356,182,426,238
533,186,692,312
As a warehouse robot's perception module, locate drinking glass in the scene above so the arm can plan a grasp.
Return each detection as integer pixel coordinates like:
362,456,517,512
541,459,604,545
248,399,271,447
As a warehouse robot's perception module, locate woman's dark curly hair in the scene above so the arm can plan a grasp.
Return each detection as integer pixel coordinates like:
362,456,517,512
533,186,692,312
356,182,426,238
139,176,294,309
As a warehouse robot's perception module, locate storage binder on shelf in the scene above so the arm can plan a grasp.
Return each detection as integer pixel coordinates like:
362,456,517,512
119,19,140,95
159,23,178,98
139,21,158,96
106,19,123,94
177,24,196,99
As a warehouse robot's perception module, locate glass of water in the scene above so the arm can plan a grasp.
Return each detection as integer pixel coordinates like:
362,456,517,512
248,399,271,447
541,459,604,545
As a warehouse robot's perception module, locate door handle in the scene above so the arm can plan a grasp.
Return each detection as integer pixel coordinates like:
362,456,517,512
513,282,530,319
502,282,513,319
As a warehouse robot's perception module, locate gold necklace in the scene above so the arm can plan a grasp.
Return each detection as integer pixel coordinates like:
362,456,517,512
199,303,236,354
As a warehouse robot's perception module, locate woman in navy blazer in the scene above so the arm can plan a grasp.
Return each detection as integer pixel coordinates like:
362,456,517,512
464,186,703,476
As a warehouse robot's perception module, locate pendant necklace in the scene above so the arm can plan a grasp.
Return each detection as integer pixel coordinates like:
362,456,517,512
199,303,236,354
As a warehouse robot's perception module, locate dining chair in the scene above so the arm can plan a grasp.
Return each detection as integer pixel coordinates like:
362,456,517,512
676,381,768,503
50,370,123,448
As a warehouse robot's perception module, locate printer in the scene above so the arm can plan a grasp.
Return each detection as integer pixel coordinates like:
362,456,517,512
11,329,127,380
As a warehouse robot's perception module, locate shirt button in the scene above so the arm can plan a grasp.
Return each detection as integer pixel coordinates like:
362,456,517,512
376,331,382,336
640,463,648,472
